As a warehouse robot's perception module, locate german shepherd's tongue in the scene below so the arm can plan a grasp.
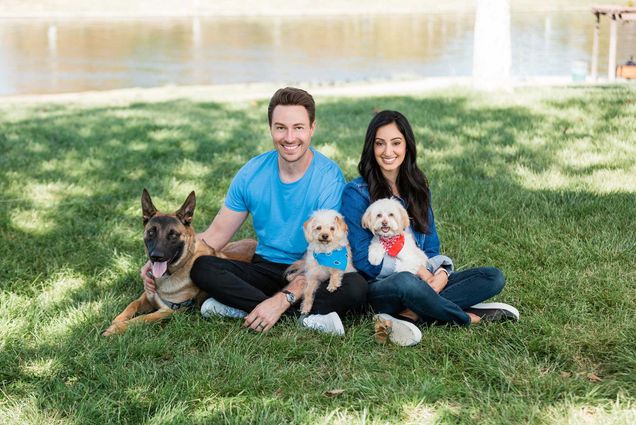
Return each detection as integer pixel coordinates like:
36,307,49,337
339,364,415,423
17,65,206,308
151,261,168,279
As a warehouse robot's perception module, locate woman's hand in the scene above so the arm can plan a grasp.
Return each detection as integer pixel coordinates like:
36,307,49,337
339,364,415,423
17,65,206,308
416,266,434,283
140,261,156,293
416,266,448,293
427,270,449,293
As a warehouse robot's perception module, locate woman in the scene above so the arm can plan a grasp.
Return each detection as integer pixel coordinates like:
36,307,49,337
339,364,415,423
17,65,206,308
341,110,518,346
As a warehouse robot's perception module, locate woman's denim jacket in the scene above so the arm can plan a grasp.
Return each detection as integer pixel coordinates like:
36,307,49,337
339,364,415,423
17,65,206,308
340,177,454,281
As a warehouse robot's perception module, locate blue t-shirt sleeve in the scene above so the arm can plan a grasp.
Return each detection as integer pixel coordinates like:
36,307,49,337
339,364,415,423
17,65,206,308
341,184,382,280
317,166,346,210
224,167,248,212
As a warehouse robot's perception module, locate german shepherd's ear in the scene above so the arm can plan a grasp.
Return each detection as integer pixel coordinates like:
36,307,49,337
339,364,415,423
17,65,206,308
176,191,196,226
141,188,158,225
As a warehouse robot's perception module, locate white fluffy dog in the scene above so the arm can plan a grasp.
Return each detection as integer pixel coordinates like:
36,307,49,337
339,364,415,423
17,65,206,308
287,209,356,314
362,198,429,274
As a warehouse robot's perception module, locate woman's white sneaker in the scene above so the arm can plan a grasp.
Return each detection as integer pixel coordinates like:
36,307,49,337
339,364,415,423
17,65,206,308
374,313,422,347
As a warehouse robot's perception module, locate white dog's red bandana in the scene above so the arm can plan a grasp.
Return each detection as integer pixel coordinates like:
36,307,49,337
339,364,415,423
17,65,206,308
379,235,405,257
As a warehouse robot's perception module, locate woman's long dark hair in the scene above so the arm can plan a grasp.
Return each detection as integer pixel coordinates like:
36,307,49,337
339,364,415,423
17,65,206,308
358,110,431,233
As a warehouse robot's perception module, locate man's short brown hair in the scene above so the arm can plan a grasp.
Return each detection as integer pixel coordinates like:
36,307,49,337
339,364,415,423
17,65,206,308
267,87,316,126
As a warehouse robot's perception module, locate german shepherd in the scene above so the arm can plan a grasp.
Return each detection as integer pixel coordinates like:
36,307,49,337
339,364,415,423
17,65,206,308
102,189,257,336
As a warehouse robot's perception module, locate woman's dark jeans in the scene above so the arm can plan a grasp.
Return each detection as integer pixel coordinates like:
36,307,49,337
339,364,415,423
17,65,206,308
368,267,505,326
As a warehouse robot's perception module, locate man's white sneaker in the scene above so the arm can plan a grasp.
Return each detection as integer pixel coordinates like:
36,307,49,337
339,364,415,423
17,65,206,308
467,302,519,322
374,313,422,347
201,297,247,319
299,312,345,336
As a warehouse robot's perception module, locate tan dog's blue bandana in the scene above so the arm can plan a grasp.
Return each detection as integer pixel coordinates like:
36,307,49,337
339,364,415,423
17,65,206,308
313,247,348,271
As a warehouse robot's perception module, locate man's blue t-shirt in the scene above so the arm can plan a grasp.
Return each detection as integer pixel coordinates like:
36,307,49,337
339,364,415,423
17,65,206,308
224,147,345,264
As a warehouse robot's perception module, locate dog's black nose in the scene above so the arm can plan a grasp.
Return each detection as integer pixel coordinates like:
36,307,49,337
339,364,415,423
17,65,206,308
381,220,388,227
320,233,329,240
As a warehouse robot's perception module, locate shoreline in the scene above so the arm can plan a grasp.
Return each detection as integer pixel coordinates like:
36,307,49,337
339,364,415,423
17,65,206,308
0,0,598,19
0,1,469,19
2,76,627,106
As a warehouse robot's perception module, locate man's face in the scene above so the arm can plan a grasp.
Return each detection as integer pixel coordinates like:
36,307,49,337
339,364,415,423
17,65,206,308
270,105,315,164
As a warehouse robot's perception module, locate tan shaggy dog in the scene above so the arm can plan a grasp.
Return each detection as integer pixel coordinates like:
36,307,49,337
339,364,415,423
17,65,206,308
362,198,429,274
287,209,356,314
102,189,256,336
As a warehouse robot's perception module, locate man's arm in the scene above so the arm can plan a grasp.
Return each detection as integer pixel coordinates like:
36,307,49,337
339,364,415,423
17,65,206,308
197,205,249,251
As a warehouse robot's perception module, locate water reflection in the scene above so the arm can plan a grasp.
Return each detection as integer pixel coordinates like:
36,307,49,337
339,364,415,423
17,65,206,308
47,24,57,53
192,17,201,45
0,12,634,95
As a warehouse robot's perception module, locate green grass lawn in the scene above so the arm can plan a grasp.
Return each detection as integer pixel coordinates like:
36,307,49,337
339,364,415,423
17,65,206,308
1,85,635,424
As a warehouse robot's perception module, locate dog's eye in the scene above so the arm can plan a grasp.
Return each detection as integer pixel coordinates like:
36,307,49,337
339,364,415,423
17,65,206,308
376,213,382,218
330,226,335,231
388,213,394,217
167,230,180,240
316,226,322,231
147,228,156,237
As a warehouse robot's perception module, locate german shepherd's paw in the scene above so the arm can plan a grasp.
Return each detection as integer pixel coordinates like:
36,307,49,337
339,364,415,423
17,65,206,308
102,321,127,337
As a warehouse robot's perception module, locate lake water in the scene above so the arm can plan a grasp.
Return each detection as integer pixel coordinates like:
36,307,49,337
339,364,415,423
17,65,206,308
1,11,635,95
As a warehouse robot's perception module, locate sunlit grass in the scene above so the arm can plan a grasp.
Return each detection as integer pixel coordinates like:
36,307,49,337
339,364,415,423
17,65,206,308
0,396,67,425
516,165,636,193
37,275,85,308
10,209,56,234
315,143,341,162
0,85,634,424
20,358,61,380
545,400,636,425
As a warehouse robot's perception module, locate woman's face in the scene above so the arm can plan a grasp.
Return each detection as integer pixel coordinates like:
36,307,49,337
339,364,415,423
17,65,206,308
373,122,406,179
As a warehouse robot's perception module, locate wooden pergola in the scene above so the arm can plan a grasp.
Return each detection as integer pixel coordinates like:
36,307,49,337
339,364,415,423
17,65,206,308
591,5,636,81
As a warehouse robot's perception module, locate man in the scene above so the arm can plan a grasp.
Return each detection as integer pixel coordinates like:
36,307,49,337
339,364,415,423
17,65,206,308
142,87,367,335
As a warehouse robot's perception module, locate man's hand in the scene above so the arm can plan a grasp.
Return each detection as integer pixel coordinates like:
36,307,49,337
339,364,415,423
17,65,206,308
427,270,449,294
140,261,156,293
243,274,306,333
243,293,288,333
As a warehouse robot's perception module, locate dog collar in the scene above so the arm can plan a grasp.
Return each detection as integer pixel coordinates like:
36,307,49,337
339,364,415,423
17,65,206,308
158,295,195,311
379,234,405,257
313,247,348,271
